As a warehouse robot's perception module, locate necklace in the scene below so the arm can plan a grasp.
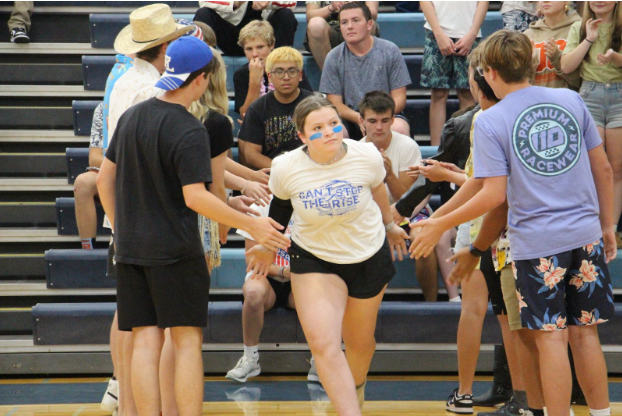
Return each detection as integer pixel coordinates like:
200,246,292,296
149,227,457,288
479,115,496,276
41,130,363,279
306,143,347,165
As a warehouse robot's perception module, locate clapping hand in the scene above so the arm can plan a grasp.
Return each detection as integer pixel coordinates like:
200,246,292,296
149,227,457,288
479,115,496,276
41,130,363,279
597,48,615,66
586,18,602,43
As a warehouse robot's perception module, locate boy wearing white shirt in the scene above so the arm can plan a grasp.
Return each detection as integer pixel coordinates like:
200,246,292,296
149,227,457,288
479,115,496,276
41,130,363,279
420,1,488,146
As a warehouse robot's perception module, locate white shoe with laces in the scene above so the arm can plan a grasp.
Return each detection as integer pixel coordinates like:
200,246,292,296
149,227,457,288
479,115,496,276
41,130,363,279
100,378,119,413
226,356,261,383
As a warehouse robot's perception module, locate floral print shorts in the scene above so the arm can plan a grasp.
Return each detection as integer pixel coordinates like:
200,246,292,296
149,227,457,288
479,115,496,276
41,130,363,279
513,239,614,331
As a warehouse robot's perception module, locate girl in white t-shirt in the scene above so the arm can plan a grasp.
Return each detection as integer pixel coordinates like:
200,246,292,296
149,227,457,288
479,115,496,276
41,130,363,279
247,95,409,415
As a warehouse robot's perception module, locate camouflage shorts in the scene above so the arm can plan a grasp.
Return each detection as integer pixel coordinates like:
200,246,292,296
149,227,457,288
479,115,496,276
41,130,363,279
420,29,476,90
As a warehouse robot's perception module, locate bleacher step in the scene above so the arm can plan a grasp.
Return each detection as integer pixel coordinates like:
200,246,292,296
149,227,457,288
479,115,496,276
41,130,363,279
0,228,111,243
0,43,115,55
0,178,73,191
0,130,85,143
0,154,67,177
0,253,46,280
0,202,56,227
0,85,104,97
0,63,83,86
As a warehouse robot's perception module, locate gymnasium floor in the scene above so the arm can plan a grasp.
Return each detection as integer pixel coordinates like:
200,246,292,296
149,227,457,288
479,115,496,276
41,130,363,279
1,376,621,415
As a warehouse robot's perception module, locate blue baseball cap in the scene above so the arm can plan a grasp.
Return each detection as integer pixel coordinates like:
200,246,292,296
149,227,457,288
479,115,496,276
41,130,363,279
155,36,213,91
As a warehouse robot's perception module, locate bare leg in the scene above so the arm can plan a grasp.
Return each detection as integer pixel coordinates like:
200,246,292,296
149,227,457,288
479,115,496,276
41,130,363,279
430,89,449,146
242,278,277,346
516,329,545,409
435,228,460,299
568,325,609,410
457,269,488,395
131,326,164,416
73,171,99,240
391,118,411,138
533,330,572,416
170,327,205,416
292,272,360,416
306,17,333,70
457,89,476,111
160,329,178,416
497,315,524,391
110,312,119,381
411,227,439,301
119,330,138,416
341,286,387,385
603,127,622,227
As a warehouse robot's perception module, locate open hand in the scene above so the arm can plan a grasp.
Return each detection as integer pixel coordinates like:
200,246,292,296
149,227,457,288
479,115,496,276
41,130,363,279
586,18,602,43
248,217,289,252
242,181,271,207
246,244,275,279
597,48,615,66
387,225,410,261
251,168,270,185
544,37,561,61
409,218,445,259
228,195,261,216
447,247,479,284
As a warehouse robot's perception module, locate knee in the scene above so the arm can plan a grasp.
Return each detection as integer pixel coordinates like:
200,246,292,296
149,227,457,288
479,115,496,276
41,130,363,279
457,89,474,101
608,159,622,180
170,328,203,352
193,7,215,24
431,89,449,101
308,336,343,360
461,299,488,319
392,118,411,137
73,172,97,199
272,8,297,28
307,17,329,39
243,283,267,308
345,336,376,356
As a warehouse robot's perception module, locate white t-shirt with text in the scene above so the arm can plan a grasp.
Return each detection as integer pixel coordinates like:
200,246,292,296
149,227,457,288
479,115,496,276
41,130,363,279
269,139,386,264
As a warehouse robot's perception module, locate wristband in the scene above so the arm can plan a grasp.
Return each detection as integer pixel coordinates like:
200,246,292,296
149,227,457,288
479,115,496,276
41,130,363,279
586,38,595,44
86,166,100,173
241,180,250,195
327,4,334,12
384,222,395,232
469,243,485,258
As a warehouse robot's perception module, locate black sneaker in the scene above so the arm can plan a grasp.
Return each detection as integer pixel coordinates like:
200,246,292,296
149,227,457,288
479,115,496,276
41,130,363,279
10,27,29,43
446,388,474,414
477,397,527,416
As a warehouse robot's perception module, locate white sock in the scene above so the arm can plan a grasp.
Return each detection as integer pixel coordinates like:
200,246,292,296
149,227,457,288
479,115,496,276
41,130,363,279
449,296,462,303
244,345,259,362
590,408,611,416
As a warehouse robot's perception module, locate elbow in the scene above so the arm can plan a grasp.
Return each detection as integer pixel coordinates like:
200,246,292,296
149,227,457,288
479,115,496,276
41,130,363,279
492,192,506,209
184,192,200,212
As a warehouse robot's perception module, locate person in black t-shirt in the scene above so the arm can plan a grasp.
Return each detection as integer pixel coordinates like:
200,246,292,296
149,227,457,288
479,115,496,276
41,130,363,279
234,20,313,117
239,46,314,169
96,37,289,416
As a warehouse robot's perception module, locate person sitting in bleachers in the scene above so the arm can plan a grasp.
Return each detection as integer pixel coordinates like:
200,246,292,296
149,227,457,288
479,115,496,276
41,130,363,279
238,47,314,169
304,1,379,70
234,20,313,119
194,1,297,57
500,1,539,32
420,0,488,146
524,1,581,90
359,91,444,301
73,103,103,251
320,2,411,140
226,197,299,383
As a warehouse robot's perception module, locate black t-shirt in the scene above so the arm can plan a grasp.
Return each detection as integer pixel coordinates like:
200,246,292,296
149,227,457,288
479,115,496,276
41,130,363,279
106,98,211,266
204,111,234,158
233,64,314,114
238,89,314,160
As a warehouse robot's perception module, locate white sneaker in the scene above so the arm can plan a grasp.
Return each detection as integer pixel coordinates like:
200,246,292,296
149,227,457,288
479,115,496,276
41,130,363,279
226,356,261,383
100,378,119,412
307,357,319,382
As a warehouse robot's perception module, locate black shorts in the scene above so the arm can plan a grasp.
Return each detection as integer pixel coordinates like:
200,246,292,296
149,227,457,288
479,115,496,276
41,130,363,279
289,239,396,299
268,278,293,309
481,249,506,315
116,256,210,331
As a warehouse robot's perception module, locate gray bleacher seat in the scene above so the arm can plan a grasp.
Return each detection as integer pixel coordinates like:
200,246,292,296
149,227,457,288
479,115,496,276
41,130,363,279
56,197,109,236
73,100,242,136
66,147,89,184
45,249,114,289
32,301,622,346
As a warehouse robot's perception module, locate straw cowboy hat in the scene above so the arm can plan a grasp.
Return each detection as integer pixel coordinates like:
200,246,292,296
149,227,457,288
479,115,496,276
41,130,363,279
114,3,194,54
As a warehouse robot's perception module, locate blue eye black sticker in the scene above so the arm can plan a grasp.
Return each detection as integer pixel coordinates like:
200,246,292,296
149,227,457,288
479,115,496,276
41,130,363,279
309,125,343,140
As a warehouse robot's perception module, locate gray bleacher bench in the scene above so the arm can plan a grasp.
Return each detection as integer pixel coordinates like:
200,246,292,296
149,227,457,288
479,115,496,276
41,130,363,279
55,197,109,236
72,100,242,137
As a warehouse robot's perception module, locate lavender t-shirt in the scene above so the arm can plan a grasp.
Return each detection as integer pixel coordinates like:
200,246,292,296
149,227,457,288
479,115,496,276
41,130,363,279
473,86,602,260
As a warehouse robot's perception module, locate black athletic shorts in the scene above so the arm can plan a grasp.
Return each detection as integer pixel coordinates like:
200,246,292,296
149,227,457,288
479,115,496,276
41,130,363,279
289,238,396,299
116,255,210,331
480,249,506,315
268,278,293,309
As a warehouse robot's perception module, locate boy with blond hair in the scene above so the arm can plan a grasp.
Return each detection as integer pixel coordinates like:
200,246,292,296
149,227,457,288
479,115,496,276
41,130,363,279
409,30,615,416
239,46,314,169
234,20,313,117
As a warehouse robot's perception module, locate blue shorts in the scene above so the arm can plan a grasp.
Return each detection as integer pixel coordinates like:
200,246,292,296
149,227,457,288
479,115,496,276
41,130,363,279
513,239,614,331
579,81,622,129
